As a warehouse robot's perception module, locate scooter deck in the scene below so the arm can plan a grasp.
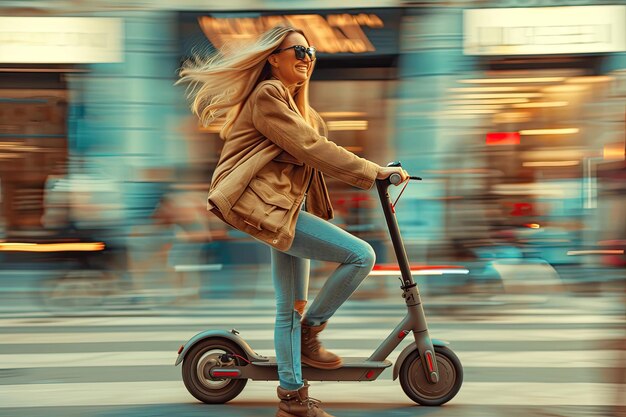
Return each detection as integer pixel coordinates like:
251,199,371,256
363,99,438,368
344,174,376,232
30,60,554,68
240,357,393,382
253,357,392,368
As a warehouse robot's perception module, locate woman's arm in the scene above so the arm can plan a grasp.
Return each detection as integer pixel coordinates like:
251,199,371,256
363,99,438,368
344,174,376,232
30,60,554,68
252,83,381,190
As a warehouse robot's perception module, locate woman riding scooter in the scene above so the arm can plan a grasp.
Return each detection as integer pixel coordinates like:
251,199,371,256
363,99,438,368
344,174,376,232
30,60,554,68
177,26,409,417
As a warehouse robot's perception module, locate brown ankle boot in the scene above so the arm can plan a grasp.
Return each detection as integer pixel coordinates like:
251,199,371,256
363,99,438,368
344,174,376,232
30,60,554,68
276,384,335,417
301,322,342,369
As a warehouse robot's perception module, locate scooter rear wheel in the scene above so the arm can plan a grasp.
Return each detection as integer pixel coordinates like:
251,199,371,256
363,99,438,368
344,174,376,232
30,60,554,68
182,338,248,404
399,345,463,406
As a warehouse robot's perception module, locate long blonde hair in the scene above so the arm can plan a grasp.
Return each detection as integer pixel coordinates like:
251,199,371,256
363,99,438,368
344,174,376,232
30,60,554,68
176,26,318,139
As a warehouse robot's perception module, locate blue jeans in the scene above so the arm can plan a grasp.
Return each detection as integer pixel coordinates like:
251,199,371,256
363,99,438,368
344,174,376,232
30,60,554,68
268,210,376,390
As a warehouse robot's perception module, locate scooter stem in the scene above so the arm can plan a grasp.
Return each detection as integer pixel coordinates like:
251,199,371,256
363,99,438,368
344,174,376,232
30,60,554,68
375,174,440,384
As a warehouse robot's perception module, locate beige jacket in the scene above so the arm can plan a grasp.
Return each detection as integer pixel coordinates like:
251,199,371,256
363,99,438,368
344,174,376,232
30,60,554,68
206,79,379,251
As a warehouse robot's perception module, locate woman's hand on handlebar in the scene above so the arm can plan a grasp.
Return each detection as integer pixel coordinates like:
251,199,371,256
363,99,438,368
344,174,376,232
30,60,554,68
376,166,410,183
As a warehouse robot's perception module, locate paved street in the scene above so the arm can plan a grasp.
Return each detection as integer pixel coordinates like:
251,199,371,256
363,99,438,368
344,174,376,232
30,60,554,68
0,289,624,417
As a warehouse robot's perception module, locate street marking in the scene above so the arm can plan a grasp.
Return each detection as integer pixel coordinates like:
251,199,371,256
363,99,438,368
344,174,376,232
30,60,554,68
0,381,623,407
0,350,621,369
0,305,618,320
0,328,621,344
0,314,621,327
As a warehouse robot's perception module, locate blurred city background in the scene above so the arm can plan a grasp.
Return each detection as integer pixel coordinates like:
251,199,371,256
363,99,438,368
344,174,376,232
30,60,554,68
0,1,624,416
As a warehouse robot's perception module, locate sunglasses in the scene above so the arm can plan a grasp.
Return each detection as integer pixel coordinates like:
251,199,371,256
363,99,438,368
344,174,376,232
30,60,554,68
273,45,317,61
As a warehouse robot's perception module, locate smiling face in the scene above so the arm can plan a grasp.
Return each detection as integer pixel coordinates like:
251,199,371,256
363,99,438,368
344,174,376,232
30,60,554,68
268,32,314,89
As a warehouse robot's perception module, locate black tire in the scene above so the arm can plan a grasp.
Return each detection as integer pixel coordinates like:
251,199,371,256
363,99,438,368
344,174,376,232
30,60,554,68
399,345,463,406
181,338,248,404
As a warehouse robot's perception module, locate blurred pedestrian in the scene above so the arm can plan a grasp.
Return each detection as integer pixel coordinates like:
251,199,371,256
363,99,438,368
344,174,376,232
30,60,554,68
178,26,408,417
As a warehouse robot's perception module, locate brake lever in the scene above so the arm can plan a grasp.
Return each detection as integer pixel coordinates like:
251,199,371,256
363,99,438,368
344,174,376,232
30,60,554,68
389,175,421,210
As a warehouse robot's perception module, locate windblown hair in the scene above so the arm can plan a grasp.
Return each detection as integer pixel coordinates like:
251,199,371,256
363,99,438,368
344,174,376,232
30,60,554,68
176,26,318,139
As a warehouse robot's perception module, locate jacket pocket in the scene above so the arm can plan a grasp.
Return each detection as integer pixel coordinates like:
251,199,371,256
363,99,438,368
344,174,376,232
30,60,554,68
232,178,294,233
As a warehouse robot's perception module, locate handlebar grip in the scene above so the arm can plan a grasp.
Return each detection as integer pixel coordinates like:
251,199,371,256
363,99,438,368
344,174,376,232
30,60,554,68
389,173,402,185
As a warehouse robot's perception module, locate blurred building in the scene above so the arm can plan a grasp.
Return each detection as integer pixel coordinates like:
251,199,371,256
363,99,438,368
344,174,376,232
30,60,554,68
0,0,624,275
411,3,626,268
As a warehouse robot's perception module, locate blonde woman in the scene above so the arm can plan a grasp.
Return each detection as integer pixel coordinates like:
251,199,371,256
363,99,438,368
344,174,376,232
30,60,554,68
178,26,408,417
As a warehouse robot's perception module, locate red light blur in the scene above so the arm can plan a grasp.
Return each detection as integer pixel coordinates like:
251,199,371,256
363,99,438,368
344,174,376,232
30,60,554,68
486,132,520,146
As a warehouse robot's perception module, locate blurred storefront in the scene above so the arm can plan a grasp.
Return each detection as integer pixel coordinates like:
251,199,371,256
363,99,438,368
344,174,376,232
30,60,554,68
0,1,623,290
0,16,123,239
449,5,626,265
0,67,68,237
0,11,188,306
177,8,406,263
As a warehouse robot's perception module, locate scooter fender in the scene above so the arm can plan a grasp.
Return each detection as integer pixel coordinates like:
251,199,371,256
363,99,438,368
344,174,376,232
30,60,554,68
392,339,449,381
174,329,267,366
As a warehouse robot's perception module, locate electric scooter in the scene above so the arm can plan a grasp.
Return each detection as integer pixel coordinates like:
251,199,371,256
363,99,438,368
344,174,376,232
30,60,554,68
174,162,463,406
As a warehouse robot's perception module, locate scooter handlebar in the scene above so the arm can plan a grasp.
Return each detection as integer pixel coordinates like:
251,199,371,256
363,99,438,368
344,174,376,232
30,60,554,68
379,161,423,186
387,174,422,186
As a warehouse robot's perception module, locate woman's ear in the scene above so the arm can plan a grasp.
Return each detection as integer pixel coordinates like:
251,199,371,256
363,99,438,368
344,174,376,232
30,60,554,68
268,55,279,68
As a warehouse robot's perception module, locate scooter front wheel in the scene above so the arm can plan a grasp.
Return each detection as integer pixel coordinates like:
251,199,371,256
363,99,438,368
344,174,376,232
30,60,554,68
399,345,463,406
182,337,248,404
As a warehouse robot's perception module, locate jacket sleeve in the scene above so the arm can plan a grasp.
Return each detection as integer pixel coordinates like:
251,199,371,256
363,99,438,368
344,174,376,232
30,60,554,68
252,84,380,190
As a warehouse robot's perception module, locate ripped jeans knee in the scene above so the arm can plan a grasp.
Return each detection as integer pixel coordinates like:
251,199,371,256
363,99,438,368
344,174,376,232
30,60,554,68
294,299,307,317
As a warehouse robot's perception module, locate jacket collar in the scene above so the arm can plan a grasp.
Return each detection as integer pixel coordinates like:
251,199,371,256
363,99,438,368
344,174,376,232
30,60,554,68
260,79,303,118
